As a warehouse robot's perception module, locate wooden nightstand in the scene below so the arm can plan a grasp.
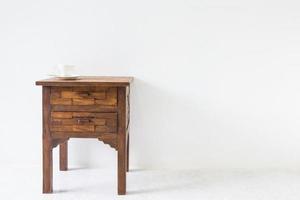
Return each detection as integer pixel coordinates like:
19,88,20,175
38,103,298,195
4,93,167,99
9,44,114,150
36,76,133,195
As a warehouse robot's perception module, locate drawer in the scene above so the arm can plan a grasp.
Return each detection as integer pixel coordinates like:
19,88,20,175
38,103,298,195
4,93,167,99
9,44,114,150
50,112,117,134
50,87,117,112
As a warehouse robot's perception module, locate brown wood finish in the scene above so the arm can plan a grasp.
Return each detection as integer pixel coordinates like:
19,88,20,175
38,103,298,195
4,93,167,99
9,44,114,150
50,111,117,134
52,138,68,148
126,86,130,172
37,76,132,195
117,87,127,195
36,76,133,87
127,134,129,172
59,141,68,171
51,105,117,112
42,86,52,193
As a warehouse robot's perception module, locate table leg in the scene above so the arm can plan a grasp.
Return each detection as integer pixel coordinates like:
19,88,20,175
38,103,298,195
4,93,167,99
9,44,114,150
59,141,68,171
43,138,53,193
118,137,126,195
117,86,127,195
126,134,129,172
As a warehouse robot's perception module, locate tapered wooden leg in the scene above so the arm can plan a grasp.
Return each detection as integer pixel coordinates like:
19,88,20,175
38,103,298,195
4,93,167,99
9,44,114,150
126,134,129,172
43,138,53,193
117,87,127,195
118,142,126,195
59,141,68,171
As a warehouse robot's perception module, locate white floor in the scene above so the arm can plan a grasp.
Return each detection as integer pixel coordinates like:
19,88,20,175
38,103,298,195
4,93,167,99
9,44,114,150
2,165,300,200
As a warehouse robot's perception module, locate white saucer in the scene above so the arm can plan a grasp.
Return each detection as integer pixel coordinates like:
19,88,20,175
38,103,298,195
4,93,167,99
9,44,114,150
48,74,80,80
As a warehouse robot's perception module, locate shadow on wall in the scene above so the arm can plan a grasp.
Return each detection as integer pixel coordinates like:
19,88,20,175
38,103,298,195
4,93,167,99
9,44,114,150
130,78,216,169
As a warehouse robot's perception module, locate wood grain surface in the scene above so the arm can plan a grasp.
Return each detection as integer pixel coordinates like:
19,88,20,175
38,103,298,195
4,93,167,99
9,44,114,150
37,78,132,195
36,76,133,87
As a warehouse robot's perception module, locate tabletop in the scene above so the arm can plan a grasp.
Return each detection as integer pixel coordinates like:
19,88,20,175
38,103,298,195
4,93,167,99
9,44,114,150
36,76,134,87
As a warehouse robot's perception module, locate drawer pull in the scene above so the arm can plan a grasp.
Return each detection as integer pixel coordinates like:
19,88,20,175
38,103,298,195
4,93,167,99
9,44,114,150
78,92,91,97
77,118,91,124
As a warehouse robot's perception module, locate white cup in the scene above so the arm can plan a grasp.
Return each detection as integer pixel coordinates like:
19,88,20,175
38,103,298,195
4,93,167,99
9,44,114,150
57,64,76,76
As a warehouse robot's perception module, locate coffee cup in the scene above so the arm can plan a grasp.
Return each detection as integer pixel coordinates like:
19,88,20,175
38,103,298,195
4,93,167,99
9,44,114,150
57,64,76,77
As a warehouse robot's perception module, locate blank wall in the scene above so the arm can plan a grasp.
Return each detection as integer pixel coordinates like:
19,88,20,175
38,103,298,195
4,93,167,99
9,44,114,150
1,0,300,170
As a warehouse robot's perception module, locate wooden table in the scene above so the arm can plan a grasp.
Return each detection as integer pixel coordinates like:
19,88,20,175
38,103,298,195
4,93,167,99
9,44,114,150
36,76,133,195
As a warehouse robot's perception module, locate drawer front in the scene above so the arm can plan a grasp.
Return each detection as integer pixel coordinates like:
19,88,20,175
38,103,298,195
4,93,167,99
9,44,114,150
50,87,117,112
50,112,117,134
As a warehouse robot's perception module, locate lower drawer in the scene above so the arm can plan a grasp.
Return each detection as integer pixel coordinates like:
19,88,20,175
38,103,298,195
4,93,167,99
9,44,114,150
50,112,117,134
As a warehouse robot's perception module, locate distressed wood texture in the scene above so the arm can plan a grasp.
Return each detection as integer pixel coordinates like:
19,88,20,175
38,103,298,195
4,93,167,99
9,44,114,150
50,111,117,134
117,87,127,195
126,85,130,172
37,77,132,195
50,87,117,110
59,141,68,171
42,86,52,193
36,76,133,87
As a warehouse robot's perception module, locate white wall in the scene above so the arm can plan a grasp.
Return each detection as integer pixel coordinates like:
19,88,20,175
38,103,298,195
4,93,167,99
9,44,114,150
1,0,300,170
